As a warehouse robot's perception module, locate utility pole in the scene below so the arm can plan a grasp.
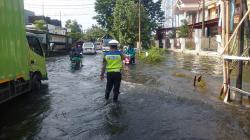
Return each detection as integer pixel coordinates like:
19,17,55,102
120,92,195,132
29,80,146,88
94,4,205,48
138,0,141,51
60,11,62,27
202,0,205,37
42,0,45,16
172,0,174,28
235,0,246,104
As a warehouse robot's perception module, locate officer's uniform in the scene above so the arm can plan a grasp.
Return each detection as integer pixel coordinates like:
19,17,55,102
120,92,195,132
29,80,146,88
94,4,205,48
104,50,123,101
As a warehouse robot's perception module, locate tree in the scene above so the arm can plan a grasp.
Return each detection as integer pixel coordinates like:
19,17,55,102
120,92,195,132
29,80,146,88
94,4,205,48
113,0,151,47
94,0,116,32
94,0,164,47
95,0,164,31
33,20,46,30
65,20,83,39
134,0,164,31
82,25,105,42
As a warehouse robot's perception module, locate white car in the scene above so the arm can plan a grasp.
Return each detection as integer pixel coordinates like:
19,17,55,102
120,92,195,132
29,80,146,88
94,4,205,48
102,46,110,52
82,42,96,55
95,42,102,50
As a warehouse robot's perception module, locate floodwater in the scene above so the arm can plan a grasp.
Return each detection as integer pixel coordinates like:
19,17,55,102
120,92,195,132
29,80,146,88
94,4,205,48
0,51,250,140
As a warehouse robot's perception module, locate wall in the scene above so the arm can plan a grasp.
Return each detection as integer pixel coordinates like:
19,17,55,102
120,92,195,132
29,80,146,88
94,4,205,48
24,10,35,25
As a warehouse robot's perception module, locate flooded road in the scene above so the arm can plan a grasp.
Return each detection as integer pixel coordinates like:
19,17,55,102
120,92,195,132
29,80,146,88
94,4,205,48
1,51,250,140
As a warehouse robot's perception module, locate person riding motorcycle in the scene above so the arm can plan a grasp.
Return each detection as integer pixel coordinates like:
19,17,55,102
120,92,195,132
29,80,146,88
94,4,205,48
125,44,136,64
70,45,83,69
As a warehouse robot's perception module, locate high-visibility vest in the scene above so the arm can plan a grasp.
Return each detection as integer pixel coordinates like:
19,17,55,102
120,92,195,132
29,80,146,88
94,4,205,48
105,51,122,72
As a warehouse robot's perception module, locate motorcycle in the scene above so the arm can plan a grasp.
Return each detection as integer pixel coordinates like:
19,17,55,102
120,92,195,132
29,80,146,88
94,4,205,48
70,54,82,70
124,54,131,65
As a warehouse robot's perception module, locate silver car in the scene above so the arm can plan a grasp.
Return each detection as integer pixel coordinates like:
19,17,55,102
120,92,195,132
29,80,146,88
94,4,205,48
102,46,110,52
82,42,96,55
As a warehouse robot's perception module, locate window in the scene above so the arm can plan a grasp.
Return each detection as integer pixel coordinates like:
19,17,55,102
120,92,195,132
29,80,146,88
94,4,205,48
27,36,44,56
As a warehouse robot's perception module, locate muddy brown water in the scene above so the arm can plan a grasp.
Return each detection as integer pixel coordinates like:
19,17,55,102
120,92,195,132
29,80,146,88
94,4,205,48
0,51,250,140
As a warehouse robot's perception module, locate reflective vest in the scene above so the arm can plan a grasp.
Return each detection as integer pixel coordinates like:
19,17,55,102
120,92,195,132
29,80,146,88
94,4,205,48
105,51,123,72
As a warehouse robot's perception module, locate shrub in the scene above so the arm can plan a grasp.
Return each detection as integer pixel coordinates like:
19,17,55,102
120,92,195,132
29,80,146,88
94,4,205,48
177,20,189,38
139,47,165,63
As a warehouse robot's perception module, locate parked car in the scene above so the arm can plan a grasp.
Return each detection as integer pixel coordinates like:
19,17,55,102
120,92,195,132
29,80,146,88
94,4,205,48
82,42,96,55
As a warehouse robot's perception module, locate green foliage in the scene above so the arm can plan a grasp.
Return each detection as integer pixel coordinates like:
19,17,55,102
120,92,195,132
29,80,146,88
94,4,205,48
65,19,83,39
168,29,176,39
135,0,164,31
82,25,105,42
177,20,189,38
196,79,206,89
113,0,139,45
94,0,116,31
94,0,164,47
139,47,165,63
33,20,46,30
113,0,151,47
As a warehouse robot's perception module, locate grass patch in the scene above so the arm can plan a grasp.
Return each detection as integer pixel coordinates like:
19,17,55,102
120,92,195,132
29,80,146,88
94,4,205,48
172,72,192,79
196,79,207,89
139,47,165,64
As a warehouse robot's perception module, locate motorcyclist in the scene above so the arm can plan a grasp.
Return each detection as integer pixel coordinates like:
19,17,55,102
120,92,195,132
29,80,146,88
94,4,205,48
70,44,82,58
76,44,83,57
70,45,83,68
126,44,136,64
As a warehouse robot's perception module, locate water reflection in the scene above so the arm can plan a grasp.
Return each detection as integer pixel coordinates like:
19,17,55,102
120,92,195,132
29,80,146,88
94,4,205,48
0,52,250,139
104,103,126,135
168,52,223,77
0,84,51,140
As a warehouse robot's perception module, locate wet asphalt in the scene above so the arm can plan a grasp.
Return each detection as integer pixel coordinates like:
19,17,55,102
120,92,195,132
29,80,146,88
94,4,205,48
0,51,250,140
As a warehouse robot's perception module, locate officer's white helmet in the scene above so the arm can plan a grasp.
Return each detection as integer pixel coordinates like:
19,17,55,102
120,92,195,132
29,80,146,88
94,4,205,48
108,40,119,45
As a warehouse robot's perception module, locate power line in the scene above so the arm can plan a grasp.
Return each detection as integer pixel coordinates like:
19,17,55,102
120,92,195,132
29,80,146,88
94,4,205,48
45,13,95,16
25,6,94,9
24,3,95,7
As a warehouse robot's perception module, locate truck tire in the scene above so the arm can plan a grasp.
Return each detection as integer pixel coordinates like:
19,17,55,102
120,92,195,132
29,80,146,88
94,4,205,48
31,74,41,90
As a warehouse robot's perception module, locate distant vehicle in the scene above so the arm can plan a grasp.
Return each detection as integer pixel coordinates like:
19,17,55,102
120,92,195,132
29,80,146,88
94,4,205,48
102,38,112,52
82,42,96,55
102,46,110,52
95,42,102,50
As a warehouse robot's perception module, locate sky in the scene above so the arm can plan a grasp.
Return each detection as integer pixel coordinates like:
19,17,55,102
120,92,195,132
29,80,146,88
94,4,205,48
24,0,97,30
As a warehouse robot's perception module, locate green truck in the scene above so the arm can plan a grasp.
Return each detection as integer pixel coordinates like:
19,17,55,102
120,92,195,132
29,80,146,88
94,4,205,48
0,0,47,103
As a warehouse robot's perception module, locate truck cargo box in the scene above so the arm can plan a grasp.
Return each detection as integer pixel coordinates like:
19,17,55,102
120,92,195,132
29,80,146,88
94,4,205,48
0,0,30,83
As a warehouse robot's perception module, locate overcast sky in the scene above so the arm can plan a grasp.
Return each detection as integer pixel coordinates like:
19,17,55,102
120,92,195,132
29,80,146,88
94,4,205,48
24,0,97,30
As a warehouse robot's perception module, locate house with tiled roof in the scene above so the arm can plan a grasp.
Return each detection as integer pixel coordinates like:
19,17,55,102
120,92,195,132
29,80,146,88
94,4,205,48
174,0,200,27
160,0,221,52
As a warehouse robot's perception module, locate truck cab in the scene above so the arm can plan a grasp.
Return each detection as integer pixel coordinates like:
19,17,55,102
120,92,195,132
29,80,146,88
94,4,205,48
26,33,48,89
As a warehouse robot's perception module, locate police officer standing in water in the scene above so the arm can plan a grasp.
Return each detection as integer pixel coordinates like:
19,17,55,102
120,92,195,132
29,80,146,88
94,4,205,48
100,40,124,102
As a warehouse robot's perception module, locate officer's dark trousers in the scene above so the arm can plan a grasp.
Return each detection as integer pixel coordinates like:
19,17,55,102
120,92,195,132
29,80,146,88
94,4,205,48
105,72,122,102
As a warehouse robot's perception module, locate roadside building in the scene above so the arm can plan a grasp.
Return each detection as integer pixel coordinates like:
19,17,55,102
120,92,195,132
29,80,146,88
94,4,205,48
159,0,221,54
24,9,35,25
26,16,71,56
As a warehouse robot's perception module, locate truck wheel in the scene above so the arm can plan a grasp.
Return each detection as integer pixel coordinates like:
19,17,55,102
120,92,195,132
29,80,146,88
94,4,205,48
32,74,41,90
